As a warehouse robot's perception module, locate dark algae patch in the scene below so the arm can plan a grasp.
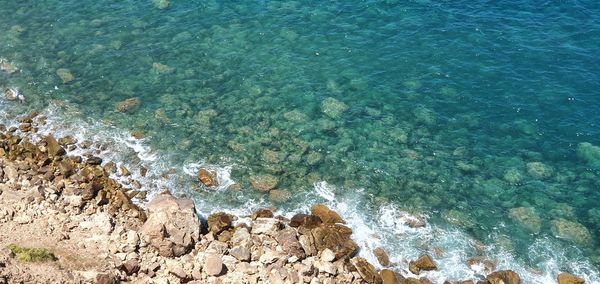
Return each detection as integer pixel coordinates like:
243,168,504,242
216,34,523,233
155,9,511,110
7,244,57,263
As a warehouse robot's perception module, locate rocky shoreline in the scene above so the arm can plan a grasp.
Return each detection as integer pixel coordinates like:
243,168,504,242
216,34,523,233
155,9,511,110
0,113,587,284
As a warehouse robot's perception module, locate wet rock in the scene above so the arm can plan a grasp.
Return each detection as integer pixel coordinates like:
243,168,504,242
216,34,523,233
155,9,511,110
351,257,382,284
204,254,223,276
86,156,103,165
311,204,345,224
380,269,400,284
140,192,200,257
249,174,278,192
551,218,593,246
373,247,391,267
251,208,273,220
46,135,66,157
0,58,19,74
3,88,21,101
289,214,315,228
115,97,141,113
197,168,218,187
311,224,358,260
486,270,520,284
409,255,437,275
103,161,117,174
58,136,77,146
466,257,496,274
321,97,349,119
56,68,74,83
508,207,541,234
207,212,233,234
557,272,585,284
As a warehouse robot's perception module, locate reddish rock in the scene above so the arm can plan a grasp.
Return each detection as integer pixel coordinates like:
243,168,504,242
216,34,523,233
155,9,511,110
486,270,521,284
122,259,140,275
198,168,218,187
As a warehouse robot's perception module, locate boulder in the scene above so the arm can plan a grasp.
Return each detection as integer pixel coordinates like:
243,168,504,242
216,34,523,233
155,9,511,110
115,97,141,113
251,208,273,220
121,259,140,275
321,97,349,119
204,254,223,276
290,214,322,229
409,255,437,275
380,269,400,284
275,227,305,259
576,142,600,168
486,270,520,284
311,204,345,224
56,68,74,83
46,135,66,157
207,212,233,234
509,207,541,234
351,257,382,284
557,272,585,284
373,247,391,267
139,192,200,257
229,246,251,262
551,218,593,246
310,224,358,260
198,168,218,187
251,217,282,236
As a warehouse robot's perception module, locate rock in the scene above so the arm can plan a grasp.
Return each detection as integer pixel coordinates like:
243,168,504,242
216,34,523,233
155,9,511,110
380,269,400,284
275,227,305,259
557,272,585,284
86,156,103,165
269,189,291,203
231,227,252,247
249,174,278,192
314,260,337,275
0,58,18,74
526,162,553,179
122,259,140,275
258,250,280,264
409,255,437,275
508,207,541,234
321,97,349,119
486,270,520,284
140,192,200,257
577,142,600,168
46,135,66,157
207,212,233,234
152,0,170,9
56,68,74,83
251,217,282,236
152,62,175,74
204,254,223,276
58,136,77,146
290,214,322,228
351,257,382,284
373,247,391,267
229,246,251,262
3,88,21,101
551,218,593,246
251,208,273,220
311,204,345,224
311,224,358,260
95,273,116,284
115,97,141,113
198,168,218,187
320,248,335,262
466,257,496,274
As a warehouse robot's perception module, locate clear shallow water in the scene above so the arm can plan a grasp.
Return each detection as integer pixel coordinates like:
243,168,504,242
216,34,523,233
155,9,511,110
1,0,600,282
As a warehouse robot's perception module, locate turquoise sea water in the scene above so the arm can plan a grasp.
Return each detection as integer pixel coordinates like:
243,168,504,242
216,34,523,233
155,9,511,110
1,0,600,282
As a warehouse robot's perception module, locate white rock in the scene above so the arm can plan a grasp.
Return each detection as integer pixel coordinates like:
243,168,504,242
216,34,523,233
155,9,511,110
320,248,335,262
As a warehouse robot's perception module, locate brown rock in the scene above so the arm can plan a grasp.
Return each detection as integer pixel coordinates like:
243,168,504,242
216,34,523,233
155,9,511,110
466,257,496,274
249,174,278,192
351,257,382,284
56,68,74,83
486,270,521,284
46,135,66,157
269,189,291,203
311,204,345,224
409,255,437,275
275,227,305,259
122,259,140,275
251,208,273,220
86,156,103,165
229,246,251,262
380,269,400,284
95,273,115,284
198,168,218,187
290,213,321,228
557,272,585,284
207,212,233,234
311,224,358,260
374,247,391,267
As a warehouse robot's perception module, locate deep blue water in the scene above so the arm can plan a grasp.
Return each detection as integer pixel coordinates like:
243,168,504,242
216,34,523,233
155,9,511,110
1,0,599,282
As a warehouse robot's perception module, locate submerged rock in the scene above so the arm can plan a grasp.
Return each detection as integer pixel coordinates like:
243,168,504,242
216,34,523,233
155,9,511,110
0,58,19,74
56,68,74,83
321,97,349,119
140,192,200,257
115,97,141,113
577,142,600,168
152,62,175,74
152,0,170,9
551,218,593,246
508,207,541,234
249,174,278,192
4,87,23,102
526,162,553,179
